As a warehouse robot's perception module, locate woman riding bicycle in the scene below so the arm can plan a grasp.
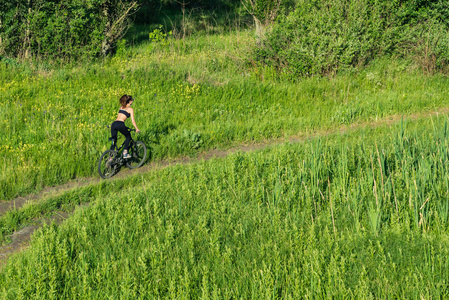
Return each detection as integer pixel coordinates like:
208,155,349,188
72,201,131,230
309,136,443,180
110,94,140,158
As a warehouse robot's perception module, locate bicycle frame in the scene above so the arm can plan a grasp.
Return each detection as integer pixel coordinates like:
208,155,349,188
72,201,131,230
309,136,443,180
110,128,136,153
99,128,147,179
111,139,134,153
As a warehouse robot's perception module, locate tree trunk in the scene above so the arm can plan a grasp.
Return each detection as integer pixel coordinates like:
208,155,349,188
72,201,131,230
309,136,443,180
101,2,112,56
0,16,3,53
101,1,138,56
23,2,32,59
254,16,265,41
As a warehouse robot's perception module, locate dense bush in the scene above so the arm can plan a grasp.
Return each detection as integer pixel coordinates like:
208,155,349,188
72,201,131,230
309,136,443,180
0,0,138,60
254,0,449,76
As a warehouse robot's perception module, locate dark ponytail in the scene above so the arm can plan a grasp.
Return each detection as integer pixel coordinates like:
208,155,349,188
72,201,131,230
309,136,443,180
119,94,133,107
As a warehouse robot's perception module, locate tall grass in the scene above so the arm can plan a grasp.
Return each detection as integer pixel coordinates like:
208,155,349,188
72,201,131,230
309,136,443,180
2,29,449,200
1,115,449,298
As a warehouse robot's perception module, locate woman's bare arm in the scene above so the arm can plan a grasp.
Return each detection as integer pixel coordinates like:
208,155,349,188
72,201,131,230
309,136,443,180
129,108,140,133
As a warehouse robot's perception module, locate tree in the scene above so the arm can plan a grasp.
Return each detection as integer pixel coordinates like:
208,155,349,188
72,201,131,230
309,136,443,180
100,0,139,56
0,0,139,60
242,0,282,38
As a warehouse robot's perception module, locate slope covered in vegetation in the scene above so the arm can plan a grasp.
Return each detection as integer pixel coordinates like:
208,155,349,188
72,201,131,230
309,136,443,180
1,0,449,298
2,116,449,298
1,30,449,200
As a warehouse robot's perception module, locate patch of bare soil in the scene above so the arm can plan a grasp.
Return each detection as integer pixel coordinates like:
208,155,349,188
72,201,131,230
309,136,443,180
0,212,68,268
1,107,448,266
0,178,99,216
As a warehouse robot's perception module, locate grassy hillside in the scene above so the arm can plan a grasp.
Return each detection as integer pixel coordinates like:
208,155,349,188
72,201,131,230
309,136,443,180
1,114,449,298
2,3,449,297
2,28,449,200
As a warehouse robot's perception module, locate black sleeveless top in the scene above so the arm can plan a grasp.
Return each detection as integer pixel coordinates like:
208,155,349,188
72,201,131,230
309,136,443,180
119,109,130,118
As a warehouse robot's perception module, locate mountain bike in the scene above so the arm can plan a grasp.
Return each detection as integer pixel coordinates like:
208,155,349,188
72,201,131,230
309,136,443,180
98,128,147,179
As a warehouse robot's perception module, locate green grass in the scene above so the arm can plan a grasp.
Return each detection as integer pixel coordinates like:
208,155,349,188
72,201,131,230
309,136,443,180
2,29,449,200
1,114,449,298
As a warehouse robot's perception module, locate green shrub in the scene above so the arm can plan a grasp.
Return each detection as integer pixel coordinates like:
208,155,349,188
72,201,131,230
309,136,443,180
0,0,138,60
254,0,449,76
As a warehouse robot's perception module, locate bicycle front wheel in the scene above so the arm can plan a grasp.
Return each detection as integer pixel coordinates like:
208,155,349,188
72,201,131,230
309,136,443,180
126,141,147,169
98,150,117,179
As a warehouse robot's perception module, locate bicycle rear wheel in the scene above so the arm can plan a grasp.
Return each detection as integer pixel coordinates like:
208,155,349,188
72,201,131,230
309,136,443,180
98,150,117,179
126,141,147,169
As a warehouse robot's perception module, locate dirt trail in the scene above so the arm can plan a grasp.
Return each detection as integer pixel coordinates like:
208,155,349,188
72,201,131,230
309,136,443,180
0,213,68,268
1,108,448,266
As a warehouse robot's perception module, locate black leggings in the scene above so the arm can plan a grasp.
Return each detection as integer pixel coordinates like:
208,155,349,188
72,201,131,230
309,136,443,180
110,121,131,151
